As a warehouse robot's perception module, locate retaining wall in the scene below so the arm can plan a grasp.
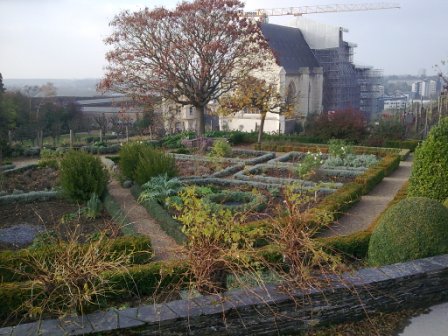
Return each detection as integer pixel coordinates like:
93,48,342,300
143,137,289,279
2,254,448,335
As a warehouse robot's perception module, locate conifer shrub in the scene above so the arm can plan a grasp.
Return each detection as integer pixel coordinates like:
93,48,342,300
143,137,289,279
119,142,177,185
368,197,448,266
119,142,147,180
59,150,109,202
408,117,448,201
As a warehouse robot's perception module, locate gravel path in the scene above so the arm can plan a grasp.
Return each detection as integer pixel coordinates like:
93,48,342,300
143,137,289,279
103,158,182,261
318,156,413,238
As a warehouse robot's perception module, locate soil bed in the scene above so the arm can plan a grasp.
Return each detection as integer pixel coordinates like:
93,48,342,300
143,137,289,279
167,183,320,224
0,166,58,193
175,160,232,177
0,199,121,250
261,168,355,184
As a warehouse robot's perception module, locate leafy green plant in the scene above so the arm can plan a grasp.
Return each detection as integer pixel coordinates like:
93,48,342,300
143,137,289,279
138,174,182,204
203,190,267,213
296,151,323,179
323,154,378,169
408,117,448,201
38,148,64,169
171,186,250,294
119,142,148,180
209,139,232,158
134,148,177,185
119,142,177,184
59,151,109,202
84,193,103,219
368,197,448,266
328,139,353,159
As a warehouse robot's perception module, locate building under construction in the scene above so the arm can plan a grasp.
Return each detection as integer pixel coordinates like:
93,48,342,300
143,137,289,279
290,17,383,119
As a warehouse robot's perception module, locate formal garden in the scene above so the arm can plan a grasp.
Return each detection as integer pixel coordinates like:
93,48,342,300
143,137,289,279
1,116,448,334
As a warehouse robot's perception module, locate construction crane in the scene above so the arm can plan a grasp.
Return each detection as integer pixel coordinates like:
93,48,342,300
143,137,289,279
245,2,400,23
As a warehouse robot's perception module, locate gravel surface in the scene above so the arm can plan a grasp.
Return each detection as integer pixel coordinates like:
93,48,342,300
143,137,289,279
0,223,44,248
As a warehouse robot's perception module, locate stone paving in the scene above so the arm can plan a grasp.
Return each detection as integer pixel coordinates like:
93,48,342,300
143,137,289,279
318,156,413,238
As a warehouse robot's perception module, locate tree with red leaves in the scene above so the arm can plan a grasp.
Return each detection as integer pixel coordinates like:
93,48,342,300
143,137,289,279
99,0,270,136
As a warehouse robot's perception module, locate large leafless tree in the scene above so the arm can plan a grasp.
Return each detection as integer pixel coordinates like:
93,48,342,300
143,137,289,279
99,0,270,136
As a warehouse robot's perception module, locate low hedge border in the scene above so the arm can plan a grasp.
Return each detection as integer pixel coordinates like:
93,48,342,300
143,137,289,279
103,192,137,236
2,163,38,175
0,260,188,322
130,185,187,244
174,150,275,166
203,190,267,213
234,164,342,191
318,181,409,259
0,235,154,283
211,163,245,178
384,139,420,152
0,190,60,205
255,143,409,160
0,164,15,171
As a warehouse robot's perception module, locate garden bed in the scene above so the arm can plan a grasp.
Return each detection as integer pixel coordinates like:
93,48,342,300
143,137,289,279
175,159,233,177
0,166,58,194
0,199,121,250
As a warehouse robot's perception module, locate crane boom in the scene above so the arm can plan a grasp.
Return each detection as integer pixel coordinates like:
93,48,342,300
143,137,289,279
245,2,400,21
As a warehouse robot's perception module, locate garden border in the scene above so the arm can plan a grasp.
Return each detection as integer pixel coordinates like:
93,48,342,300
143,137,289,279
3,253,448,335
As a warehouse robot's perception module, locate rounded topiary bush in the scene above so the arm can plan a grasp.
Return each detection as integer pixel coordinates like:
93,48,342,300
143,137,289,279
408,117,448,201
60,150,109,202
368,197,448,266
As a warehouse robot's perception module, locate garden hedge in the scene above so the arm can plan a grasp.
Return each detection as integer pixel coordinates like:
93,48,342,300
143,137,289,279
131,185,186,244
0,235,153,283
368,197,448,266
408,117,448,201
318,181,409,259
0,260,188,321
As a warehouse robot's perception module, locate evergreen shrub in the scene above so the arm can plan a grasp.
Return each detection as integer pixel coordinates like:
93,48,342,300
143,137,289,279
408,117,448,201
120,142,177,185
60,151,108,202
368,197,448,266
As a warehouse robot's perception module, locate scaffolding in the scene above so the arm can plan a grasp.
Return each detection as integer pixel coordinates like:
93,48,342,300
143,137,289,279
292,17,383,119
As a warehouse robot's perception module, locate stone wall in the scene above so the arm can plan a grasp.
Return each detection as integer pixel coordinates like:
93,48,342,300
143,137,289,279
2,254,448,335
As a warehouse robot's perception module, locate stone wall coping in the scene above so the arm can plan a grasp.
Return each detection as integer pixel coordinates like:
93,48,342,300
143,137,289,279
2,254,448,335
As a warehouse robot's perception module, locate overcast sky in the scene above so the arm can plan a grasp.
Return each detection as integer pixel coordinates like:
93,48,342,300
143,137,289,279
0,0,446,79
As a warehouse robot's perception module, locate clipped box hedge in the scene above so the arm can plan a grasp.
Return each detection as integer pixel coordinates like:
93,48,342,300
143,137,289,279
131,185,187,244
319,181,409,259
104,260,188,300
0,235,153,283
0,280,44,321
0,260,188,322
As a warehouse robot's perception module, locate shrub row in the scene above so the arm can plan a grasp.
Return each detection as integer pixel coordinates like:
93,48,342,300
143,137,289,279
103,192,137,236
0,235,153,283
131,185,186,244
0,260,188,322
2,163,38,175
384,139,420,152
318,181,409,259
254,142,409,160
354,154,400,194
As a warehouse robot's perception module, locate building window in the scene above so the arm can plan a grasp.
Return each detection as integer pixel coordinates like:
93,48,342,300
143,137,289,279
189,106,194,115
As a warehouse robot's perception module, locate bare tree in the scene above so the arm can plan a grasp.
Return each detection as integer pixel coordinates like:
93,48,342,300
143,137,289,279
99,0,270,136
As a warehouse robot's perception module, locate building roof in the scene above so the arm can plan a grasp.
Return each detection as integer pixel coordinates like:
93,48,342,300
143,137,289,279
260,23,320,74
